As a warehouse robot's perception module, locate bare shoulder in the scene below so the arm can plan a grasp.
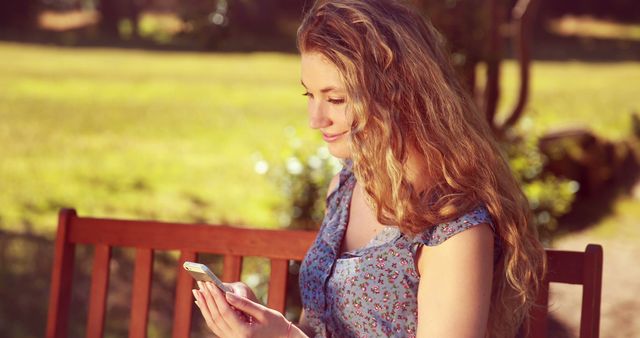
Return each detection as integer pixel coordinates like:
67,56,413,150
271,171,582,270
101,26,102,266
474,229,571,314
415,223,494,337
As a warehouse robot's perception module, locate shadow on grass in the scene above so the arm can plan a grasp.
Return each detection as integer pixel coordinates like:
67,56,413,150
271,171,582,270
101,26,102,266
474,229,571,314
533,33,640,62
556,148,640,237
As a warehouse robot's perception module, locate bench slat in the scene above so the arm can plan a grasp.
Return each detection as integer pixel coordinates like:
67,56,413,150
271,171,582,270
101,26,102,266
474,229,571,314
129,248,154,338
523,244,604,338
267,259,289,314
580,244,603,338
67,217,315,260
545,250,584,284
527,280,550,338
87,244,112,338
223,255,243,282
172,250,197,338
46,209,76,338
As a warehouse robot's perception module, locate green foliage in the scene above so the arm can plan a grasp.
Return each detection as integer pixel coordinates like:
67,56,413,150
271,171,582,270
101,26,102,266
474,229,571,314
504,135,578,242
253,128,342,230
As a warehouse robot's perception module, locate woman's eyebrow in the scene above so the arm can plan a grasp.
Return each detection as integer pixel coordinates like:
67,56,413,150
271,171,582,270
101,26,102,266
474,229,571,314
300,80,343,93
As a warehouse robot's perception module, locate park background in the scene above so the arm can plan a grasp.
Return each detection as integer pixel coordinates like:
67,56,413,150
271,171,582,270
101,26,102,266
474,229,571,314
1,0,639,337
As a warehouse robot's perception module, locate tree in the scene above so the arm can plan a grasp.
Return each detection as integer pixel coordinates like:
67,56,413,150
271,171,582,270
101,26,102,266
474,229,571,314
0,0,39,31
97,0,144,39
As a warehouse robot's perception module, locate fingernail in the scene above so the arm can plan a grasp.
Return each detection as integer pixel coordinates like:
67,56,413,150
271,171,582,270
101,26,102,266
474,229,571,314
192,289,198,299
197,281,203,290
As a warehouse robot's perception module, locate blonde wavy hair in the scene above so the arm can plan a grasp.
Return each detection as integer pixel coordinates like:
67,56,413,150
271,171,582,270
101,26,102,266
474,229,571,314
297,1,546,337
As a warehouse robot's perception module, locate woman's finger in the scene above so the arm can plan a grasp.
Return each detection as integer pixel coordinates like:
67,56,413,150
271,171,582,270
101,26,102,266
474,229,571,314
193,289,223,335
199,281,233,334
225,282,258,303
224,291,269,323
207,282,248,329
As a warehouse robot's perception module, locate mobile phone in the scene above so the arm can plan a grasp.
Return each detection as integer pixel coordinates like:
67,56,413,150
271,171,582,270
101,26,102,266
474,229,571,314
183,261,232,293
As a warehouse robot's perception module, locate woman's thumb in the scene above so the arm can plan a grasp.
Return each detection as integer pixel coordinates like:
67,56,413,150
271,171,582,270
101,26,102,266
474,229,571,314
225,292,266,321
226,283,245,297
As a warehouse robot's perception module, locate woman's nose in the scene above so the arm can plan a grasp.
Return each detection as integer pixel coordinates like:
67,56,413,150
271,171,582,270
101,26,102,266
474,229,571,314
308,102,331,129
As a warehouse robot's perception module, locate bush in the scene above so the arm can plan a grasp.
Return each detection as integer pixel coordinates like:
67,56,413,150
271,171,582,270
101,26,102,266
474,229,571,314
504,133,578,243
253,129,342,230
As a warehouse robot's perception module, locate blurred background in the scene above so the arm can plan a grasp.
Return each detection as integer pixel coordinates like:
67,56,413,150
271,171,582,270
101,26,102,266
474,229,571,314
0,0,638,337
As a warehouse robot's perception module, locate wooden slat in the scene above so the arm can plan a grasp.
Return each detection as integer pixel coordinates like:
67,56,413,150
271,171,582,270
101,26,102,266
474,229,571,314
87,244,112,338
267,259,289,314
172,250,197,338
545,250,585,284
67,217,315,260
580,244,603,338
524,244,604,338
129,248,154,338
222,255,242,282
527,280,550,338
46,209,77,338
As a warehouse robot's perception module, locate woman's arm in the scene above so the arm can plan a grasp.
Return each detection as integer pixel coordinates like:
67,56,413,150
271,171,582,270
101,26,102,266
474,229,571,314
415,223,494,337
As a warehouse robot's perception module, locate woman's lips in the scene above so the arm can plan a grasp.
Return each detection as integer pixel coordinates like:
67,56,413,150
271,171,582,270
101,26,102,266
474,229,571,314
322,131,348,142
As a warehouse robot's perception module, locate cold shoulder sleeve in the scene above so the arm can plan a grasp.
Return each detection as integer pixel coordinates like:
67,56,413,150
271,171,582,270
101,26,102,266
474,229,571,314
410,205,495,256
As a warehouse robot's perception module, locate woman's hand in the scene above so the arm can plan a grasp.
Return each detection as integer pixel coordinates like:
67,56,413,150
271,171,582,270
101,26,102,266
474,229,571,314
222,282,258,303
193,281,291,338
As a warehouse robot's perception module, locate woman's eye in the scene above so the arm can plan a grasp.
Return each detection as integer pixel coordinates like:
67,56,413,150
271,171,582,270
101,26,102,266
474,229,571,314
328,98,345,105
302,92,313,98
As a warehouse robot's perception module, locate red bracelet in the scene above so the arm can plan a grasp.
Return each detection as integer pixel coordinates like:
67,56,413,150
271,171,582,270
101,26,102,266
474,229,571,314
286,319,293,338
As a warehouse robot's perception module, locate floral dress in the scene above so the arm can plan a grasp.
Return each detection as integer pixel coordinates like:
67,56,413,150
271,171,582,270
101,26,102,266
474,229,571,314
298,160,496,338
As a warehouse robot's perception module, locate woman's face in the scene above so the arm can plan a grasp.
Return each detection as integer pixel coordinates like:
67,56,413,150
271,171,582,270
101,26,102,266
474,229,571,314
301,52,354,159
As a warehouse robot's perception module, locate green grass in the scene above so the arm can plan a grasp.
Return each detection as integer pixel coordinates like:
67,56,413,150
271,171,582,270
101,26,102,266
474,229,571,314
490,61,639,140
0,42,315,234
0,41,638,236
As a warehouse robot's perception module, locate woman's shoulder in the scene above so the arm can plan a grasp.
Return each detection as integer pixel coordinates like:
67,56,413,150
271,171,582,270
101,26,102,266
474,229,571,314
411,204,494,248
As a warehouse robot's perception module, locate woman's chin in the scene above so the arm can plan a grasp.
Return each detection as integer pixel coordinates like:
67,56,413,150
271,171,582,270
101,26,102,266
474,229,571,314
327,143,351,159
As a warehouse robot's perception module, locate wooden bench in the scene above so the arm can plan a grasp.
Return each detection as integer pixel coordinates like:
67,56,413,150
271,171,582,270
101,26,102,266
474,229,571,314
525,244,603,338
46,209,316,338
46,209,603,338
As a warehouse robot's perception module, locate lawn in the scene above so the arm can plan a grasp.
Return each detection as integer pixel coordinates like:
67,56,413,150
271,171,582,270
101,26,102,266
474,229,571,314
0,41,638,236
1,41,638,338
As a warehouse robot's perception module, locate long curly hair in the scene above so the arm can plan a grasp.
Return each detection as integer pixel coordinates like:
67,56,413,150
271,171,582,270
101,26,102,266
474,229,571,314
297,1,546,337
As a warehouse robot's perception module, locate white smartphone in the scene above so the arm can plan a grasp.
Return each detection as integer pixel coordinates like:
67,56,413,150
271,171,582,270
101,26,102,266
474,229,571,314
183,261,232,293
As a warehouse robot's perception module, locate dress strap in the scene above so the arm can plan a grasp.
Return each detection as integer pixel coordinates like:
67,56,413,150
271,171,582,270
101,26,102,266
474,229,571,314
410,204,494,251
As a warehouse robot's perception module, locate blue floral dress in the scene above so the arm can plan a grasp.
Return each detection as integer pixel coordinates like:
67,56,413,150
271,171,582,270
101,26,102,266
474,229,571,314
299,160,496,338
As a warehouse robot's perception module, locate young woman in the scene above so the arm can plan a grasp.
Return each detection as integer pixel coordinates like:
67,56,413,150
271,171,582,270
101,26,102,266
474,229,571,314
192,1,546,337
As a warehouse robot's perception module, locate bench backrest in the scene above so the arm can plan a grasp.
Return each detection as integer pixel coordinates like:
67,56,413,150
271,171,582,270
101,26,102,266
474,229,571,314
524,244,603,338
45,209,316,338
46,209,603,338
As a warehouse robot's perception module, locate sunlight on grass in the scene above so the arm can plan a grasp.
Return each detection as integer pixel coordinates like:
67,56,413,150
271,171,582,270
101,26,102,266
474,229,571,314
0,42,314,234
548,15,640,41
486,61,639,140
0,41,638,236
